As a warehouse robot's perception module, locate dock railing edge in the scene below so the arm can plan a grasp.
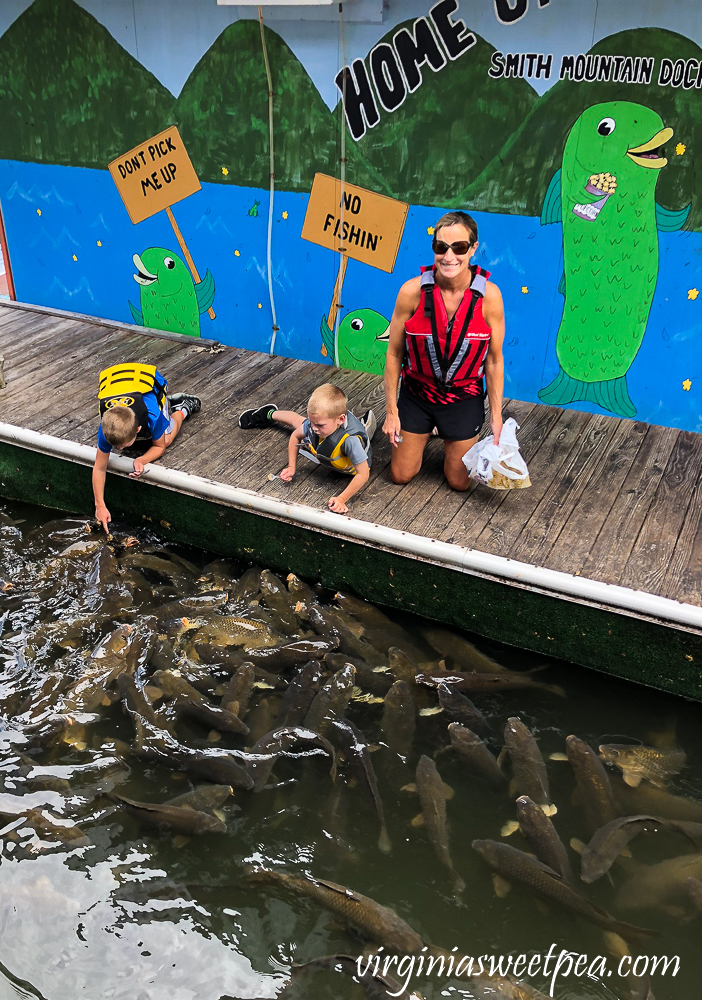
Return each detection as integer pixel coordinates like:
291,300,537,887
0,299,221,347
1,420,701,632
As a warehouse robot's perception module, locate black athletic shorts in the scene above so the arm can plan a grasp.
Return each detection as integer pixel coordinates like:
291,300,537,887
397,383,485,440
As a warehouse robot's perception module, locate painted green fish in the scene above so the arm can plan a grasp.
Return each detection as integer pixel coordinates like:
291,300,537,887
320,308,389,375
248,200,260,217
129,247,215,338
539,101,690,417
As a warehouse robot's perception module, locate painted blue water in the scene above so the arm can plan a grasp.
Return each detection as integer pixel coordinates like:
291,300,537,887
0,160,700,431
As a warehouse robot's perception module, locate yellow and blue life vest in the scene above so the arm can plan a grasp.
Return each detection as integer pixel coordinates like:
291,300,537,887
98,364,168,436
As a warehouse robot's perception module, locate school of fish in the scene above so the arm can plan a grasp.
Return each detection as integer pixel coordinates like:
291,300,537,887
0,507,700,1000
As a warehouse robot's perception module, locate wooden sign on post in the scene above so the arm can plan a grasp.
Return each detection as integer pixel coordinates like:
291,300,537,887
108,126,214,319
108,126,201,225
301,173,408,273
302,174,408,363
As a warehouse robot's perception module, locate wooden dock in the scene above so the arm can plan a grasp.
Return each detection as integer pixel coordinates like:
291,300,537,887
1,300,701,697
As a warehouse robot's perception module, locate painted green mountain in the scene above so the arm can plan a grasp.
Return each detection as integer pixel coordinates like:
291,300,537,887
0,0,174,168
174,19,380,192
344,22,539,205
460,28,701,229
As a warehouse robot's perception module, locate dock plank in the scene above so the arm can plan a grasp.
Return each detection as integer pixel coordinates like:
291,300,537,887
467,407,587,557
542,418,650,576
508,413,620,565
0,321,90,379
669,480,702,604
663,455,702,605
436,401,557,546
580,423,679,586
0,308,58,334
620,430,702,596
0,327,144,422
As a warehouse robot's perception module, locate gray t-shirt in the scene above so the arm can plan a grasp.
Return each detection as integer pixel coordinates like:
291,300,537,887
301,412,371,473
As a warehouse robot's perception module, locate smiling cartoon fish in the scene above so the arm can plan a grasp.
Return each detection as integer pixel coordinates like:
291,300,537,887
539,101,690,417
128,247,215,338
320,308,389,375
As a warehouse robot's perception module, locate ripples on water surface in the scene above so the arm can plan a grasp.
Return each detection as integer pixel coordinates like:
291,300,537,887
0,501,700,1000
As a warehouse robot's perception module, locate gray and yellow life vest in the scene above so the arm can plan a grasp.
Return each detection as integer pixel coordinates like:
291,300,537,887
300,412,370,475
98,364,168,435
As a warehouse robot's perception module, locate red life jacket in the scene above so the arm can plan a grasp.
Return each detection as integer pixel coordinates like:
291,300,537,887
403,265,491,401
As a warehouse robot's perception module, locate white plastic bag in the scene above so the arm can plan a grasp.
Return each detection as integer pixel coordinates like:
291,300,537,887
462,417,531,490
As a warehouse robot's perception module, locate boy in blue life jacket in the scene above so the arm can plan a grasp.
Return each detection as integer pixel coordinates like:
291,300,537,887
93,363,201,532
239,384,376,514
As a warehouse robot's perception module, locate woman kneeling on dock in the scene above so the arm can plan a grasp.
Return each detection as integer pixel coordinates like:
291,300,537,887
382,211,505,490
92,363,201,532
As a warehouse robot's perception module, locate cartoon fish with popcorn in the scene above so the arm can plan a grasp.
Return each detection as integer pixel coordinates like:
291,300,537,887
540,101,690,417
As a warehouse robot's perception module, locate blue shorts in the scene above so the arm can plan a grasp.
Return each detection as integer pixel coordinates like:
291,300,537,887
398,383,484,440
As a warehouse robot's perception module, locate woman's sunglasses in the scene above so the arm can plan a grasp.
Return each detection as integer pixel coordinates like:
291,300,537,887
432,238,474,256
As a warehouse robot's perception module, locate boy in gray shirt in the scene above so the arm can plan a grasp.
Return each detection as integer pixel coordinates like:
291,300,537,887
239,384,376,514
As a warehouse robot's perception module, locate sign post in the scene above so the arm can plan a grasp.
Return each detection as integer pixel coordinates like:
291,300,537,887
301,173,408,364
108,126,215,320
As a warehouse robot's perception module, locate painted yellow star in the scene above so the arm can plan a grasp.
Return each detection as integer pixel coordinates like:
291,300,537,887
683,379,692,391
689,288,699,300
221,166,229,176
72,254,77,261
257,302,262,309
521,286,529,294
282,210,288,220
96,240,102,247
427,226,435,236
234,249,240,257
36,208,42,216
675,142,686,156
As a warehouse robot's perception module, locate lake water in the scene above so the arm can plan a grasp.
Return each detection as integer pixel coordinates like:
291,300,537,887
0,499,701,1000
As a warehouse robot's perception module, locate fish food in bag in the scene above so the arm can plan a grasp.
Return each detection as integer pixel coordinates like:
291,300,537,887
462,417,531,490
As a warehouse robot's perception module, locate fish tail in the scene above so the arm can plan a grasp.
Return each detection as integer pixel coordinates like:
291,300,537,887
319,314,335,361
538,368,588,405
539,369,636,418
584,376,637,419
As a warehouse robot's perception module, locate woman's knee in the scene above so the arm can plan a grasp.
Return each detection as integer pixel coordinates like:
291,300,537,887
391,467,418,485
445,473,469,491
444,463,470,491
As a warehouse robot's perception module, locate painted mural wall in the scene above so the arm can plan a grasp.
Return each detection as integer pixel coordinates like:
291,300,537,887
0,0,701,430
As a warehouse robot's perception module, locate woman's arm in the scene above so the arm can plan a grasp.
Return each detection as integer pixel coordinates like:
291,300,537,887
483,282,505,445
383,278,420,447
